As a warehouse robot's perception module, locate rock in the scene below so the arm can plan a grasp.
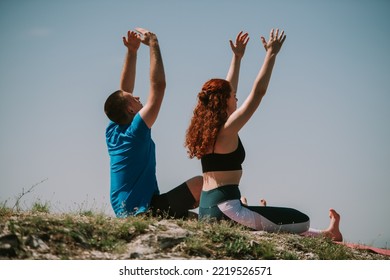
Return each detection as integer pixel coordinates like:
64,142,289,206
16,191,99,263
156,220,188,249
125,220,190,259
25,235,50,252
0,234,21,258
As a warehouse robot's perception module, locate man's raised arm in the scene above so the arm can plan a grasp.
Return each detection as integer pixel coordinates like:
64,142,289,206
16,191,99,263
120,30,141,93
136,28,166,128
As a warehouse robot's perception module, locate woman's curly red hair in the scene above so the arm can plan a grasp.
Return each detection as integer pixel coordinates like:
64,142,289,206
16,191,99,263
185,79,232,159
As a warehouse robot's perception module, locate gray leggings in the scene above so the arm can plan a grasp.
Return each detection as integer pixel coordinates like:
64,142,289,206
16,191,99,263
218,199,310,233
199,185,310,234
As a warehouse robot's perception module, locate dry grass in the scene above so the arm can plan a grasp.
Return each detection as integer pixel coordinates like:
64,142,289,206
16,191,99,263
1,203,389,260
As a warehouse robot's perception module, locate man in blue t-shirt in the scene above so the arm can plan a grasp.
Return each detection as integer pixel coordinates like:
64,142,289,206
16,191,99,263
104,27,202,218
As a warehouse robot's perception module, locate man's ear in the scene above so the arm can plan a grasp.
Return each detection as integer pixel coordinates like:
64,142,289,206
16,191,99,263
127,106,134,114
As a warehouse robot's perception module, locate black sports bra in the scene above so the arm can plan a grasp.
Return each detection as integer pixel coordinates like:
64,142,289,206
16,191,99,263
201,137,246,172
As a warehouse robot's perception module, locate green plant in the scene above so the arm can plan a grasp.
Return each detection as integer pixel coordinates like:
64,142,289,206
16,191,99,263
0,201,12,219
31,200,50,213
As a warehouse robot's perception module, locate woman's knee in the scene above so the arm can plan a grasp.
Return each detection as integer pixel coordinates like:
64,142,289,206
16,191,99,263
186,176,203,203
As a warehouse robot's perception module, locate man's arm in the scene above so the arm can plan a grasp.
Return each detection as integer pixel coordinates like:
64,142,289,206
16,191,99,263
120,30,141,93
136,28,166,128
226,31,249,94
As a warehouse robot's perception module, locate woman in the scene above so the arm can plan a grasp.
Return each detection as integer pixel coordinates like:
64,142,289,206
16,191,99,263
185,29,342,241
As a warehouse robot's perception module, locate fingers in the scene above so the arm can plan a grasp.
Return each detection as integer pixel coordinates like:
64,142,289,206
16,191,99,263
124,30,140,39
241,33,249,45
123,29,142,48
134,27,150,35
261,36,267,50
229,39,235,49
235,31,243,42
280,34,286,45
133,27,157,46
230,31,249,56
270,29,274,40
237,31,249,45
279,30,284,40
134,27,151,41
275,29,286,42
244,34,250,44
262,28,286,53
232,31,249,44
269,28,286,42
279,30,286,45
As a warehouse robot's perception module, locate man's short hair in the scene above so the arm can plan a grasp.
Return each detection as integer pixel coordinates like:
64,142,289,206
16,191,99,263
104,90,129,125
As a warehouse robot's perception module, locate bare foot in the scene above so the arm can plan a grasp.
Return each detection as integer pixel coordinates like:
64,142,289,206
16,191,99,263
240,196,248,206
322,208,343,241
260,199,267,206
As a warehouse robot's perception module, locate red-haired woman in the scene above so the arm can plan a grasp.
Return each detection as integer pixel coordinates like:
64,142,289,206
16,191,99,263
185,30,342,241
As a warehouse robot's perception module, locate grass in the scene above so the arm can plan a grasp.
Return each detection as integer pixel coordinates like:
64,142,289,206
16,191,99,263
31,200,50,213
1,206,157,258
182,219,277,259
1,202,389,260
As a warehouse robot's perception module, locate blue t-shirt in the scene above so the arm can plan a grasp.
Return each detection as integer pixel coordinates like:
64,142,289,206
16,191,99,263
106,113,159,217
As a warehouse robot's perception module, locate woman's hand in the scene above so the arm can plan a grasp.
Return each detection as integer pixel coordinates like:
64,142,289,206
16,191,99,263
261,28,286,55
229,31,250,59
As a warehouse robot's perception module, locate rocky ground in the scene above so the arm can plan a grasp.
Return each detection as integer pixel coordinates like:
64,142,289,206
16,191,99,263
1,211,389,260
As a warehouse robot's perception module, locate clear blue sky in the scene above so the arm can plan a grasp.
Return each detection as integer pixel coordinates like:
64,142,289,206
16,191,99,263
1,0,389,249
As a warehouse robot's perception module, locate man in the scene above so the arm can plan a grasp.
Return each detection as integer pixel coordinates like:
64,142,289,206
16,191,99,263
104,27,202,218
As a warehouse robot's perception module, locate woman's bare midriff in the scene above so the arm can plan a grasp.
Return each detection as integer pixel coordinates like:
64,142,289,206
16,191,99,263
202,170,243,191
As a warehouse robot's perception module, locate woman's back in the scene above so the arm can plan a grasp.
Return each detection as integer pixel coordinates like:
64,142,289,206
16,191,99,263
201,135,245,191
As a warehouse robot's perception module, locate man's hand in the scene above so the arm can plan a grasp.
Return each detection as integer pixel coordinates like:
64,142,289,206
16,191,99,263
135,27,158,46
229,31,249,59
122,30,141,52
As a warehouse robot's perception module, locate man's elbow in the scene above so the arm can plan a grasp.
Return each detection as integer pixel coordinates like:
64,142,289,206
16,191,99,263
151,80,166,91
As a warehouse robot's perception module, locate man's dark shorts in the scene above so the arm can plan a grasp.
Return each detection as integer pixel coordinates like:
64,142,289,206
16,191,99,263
150,182,195,218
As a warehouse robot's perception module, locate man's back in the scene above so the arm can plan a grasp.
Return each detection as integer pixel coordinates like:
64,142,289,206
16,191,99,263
106,113,159,217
